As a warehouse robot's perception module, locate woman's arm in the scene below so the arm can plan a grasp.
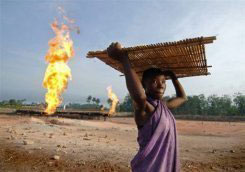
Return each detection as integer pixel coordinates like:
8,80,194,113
164,71,187,109
107,43,154,124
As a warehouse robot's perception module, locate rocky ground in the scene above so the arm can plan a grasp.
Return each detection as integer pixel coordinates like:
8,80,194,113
0,114,244,172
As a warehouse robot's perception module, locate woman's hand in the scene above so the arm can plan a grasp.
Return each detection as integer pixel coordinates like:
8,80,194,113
163,70,177,80
107,42,128,63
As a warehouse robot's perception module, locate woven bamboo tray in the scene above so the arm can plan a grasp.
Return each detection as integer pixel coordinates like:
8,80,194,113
87,36,216,79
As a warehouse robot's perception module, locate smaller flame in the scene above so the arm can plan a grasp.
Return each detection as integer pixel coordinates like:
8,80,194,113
107,86,119,116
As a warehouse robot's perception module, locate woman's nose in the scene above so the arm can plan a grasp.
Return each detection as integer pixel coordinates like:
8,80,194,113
157,82,164,88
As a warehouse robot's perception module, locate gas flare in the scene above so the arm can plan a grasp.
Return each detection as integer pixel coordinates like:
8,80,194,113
107,86,119,116
43,19,74,115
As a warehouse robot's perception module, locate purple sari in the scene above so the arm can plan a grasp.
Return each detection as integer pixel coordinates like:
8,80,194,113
131,98,180,172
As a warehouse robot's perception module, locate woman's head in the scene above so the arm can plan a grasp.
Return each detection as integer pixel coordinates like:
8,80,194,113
142,68,166,99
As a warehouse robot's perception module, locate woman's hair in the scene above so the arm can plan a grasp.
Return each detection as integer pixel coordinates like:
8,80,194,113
141,68,165,88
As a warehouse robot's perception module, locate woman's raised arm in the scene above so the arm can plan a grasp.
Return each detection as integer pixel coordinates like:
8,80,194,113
107,42,147,110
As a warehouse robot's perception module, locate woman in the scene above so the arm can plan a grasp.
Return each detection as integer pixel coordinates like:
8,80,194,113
107,42,187,172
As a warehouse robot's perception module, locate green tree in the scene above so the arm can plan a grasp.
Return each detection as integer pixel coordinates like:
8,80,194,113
95,98,100,105
86,95,92,104
119,94,133,112
92,97,96,104
9,99,17,105
219,95,233,116
16,99,26,105
207,95,233,116
172,95,203,115
207,95,220,115
233,93,245,115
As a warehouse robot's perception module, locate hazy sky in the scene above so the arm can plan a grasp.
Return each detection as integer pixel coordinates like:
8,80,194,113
0,0,244,105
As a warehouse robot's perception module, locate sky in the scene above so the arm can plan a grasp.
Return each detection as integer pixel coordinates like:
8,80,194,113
0,0,245,105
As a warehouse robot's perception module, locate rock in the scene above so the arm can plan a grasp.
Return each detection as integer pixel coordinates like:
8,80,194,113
63,132,67,136
49,134,54,138
84,133,88,137
23,140,34,145
61,150,67,154
47,161,54,166
34,147,42,150
233,164,241,169
83,138,90,140
53,155,60,160
211,149,216,153
62,145,67,148
7,128,12,132
230,150,235,153
30,117,45,124
11,135,16,140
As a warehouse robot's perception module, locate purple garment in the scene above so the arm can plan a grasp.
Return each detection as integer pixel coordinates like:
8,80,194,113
131,98,179,172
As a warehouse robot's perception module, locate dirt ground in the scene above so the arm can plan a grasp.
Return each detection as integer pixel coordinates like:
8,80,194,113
0,114,244,172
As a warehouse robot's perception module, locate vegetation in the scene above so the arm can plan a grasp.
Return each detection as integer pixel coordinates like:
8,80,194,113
86,95,101,105
66,95,102,110
118,94,133,112
118,93,245,116
1,93,244,116
0,99,27,109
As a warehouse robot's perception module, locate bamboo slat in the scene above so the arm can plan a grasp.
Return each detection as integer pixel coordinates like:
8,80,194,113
87,36,216,79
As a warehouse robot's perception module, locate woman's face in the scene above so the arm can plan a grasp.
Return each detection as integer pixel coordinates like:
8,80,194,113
144,75,166,99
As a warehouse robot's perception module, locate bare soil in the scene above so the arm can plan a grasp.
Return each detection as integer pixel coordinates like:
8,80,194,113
0,114,244,172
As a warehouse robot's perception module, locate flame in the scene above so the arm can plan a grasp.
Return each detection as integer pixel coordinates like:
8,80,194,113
42,19,74,115
107,86,119,116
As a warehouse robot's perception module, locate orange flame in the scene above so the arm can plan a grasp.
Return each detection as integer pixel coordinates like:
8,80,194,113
42,19,74,115
107,86,119,116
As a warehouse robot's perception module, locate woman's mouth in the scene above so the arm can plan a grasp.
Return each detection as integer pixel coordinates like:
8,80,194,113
156,91,164,95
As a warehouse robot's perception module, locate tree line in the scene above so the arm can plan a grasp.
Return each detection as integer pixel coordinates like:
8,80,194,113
1,93,244,116
118,93,245,116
